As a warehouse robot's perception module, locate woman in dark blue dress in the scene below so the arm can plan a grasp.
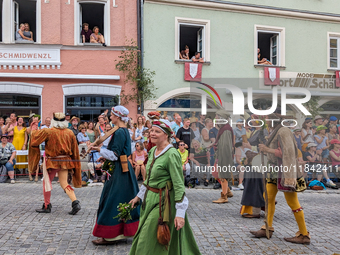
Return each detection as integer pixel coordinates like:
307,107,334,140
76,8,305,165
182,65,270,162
91,106,140,245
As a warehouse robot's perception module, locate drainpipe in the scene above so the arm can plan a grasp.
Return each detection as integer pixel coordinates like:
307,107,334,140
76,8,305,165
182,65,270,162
139,0,144,115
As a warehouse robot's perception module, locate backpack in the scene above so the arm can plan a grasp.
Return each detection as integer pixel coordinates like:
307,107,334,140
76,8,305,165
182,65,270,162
0,165,8,183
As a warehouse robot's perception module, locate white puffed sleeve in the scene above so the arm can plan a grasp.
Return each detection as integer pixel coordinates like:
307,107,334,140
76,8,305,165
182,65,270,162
137,184,147,200
99,148,118,161
175,196,189,218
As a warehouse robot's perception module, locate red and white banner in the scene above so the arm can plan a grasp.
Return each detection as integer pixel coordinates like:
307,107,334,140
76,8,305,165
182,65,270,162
264,67,280,86
185,62,202,81
336,71,340,87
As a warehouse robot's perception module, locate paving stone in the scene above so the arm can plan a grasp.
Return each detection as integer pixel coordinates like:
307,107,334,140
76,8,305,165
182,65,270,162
0,182,339,254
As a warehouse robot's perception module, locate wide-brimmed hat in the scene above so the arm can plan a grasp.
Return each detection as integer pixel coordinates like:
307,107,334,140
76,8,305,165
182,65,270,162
215,110,230,119
314,115,323,122
70,116,80,123
189,117,198,124
330,139,340,145
316,125,327,132
307,143,317,148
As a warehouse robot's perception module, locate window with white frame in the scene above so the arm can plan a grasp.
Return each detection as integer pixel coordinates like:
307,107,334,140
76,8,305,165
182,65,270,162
255,25,285,67
175,18,210,61
13,0,36,42
329,37,339,69
75,0,110,45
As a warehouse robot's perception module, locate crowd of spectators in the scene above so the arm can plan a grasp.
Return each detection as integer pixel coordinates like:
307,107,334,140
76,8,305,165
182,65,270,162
1,111,339,190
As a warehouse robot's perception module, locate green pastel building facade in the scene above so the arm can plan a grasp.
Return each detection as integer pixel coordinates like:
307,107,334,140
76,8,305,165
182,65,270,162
142,0,340,122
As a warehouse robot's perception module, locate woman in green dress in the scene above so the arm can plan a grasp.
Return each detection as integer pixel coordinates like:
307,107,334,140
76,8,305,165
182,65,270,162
129,114,201,255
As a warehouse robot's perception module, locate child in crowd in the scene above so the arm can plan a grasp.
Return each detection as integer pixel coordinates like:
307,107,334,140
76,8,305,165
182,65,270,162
132,141,147,181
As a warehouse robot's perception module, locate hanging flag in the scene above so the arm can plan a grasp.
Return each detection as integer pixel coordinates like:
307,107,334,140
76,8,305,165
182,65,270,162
185,62,202,81
264,67,280,86
336,70,340,87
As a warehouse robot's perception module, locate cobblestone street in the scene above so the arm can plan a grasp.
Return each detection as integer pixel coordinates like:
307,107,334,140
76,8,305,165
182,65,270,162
0,182,339,255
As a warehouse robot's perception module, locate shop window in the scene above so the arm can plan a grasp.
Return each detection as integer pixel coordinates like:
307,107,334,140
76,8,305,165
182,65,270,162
13,0,36,42
255,25,285,67
175,18,210,61
0,94,40,120
65,95,118,121
329,37,339,69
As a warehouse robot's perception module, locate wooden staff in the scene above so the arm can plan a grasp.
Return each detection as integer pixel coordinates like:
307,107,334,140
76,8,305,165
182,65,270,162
259,129,270,239
261,151,270,239
81,126,119,159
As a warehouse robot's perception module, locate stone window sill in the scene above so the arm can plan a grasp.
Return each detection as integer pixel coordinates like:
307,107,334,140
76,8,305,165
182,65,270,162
175,60,211,65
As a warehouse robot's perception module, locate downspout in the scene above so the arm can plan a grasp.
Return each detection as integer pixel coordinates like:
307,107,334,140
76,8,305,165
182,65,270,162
140,0,145,115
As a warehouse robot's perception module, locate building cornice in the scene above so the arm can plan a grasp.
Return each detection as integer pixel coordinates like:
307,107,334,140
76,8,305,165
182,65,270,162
0,73,120,80
146,0,340,23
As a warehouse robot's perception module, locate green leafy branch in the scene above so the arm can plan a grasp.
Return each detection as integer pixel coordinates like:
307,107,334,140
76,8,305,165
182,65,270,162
115,39,157,110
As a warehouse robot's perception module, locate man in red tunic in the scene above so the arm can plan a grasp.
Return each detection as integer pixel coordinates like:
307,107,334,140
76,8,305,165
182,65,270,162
28,112,82,215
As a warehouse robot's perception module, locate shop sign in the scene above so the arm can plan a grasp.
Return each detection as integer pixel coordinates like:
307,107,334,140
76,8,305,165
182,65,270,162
0,46,61,69
260,71,339,91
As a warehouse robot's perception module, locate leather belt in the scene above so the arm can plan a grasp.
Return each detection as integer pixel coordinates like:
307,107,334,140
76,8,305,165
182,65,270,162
146,185,165,193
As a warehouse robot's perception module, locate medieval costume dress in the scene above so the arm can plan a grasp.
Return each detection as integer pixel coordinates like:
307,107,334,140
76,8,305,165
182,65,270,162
240,150,265,218
92,106,140,242
212,110,234,203
28,113,82,214
250,121,310,245
129,119,201,255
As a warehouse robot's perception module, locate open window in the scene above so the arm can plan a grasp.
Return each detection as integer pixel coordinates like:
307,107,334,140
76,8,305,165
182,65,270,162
329,37,339,69
79,3,104,43
257,31,279,66
175,17,210,61
179,24,205,60
75,0,110,45
13,0,36,42
255,25,285,67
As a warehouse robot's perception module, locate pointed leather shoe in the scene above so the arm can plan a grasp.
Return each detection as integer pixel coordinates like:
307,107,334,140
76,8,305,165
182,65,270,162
212,192,228,203
284,232,310,245
68,200,81,215
36,203,52,213
250,229,273,238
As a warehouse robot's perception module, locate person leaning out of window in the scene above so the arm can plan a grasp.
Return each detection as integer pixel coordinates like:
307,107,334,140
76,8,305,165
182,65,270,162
24,23,33,40
191,52,204,63
90,26,105,46
179,45,190,60
16,23,33,41
81,23,92,43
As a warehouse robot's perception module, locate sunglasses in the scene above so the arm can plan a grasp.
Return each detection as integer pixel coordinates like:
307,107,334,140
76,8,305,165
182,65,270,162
179,144,185,146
